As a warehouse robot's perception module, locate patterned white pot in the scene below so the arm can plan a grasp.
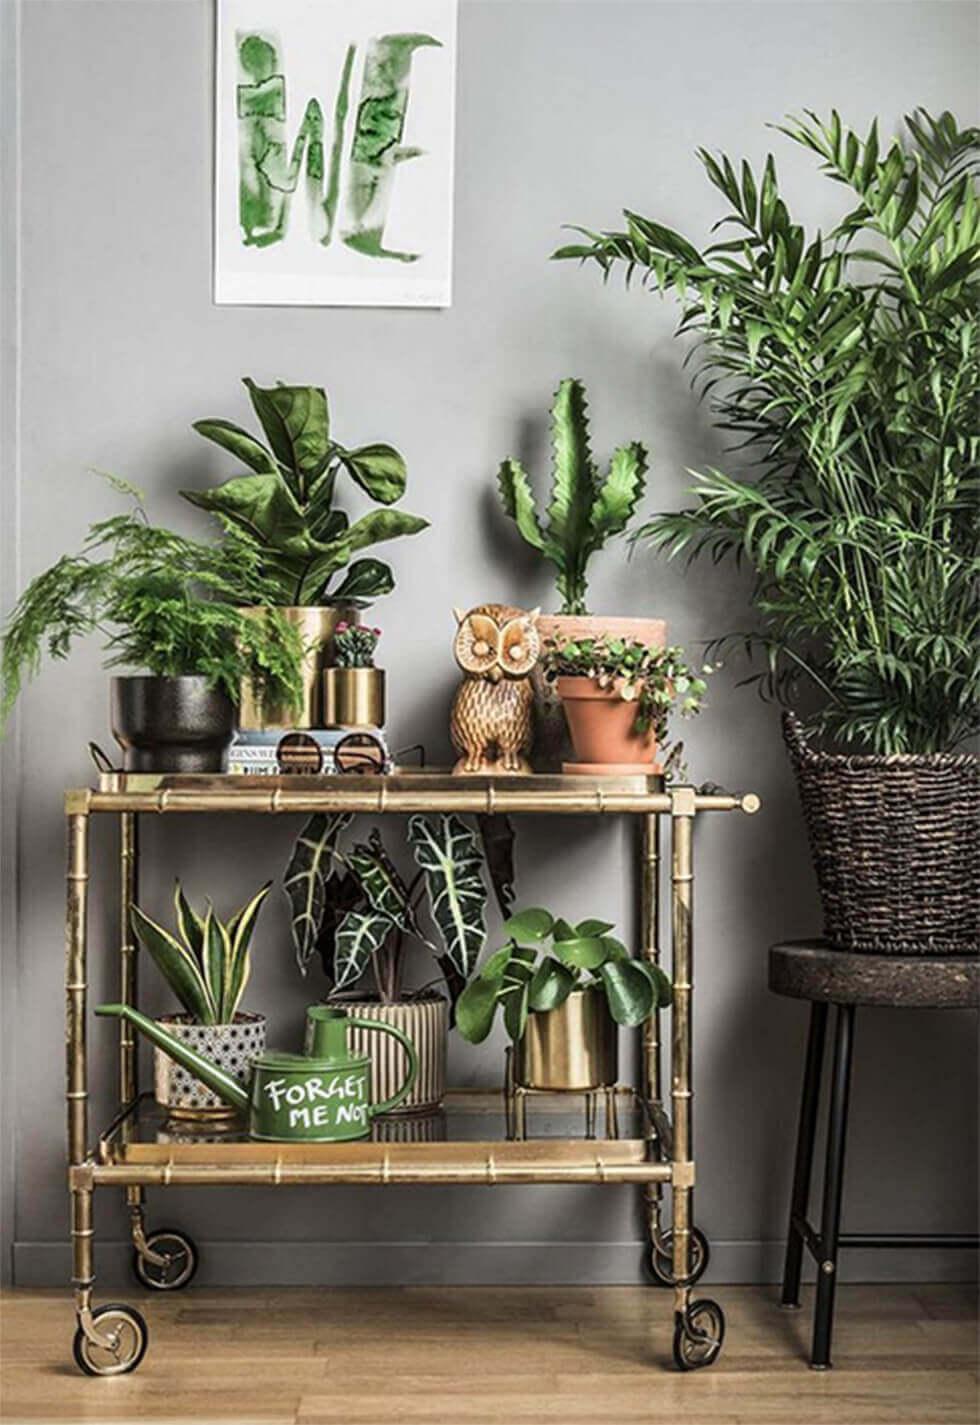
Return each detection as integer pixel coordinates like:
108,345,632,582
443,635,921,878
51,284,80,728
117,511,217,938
329,995,448,1114
153,1013,266,1120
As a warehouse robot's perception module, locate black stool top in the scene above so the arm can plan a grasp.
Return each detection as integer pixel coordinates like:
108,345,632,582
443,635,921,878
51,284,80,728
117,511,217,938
769,940,980,1010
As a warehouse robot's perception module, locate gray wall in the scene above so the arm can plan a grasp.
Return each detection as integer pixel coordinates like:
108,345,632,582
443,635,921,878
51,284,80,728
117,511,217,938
3,0,977,1287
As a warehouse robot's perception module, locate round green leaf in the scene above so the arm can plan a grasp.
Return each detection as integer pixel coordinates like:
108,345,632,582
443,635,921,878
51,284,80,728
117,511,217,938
575,918,614,937
599,959,655,1027
455,977,500,1044
501,907,554,943
552,936,607,970
528,957,577,1012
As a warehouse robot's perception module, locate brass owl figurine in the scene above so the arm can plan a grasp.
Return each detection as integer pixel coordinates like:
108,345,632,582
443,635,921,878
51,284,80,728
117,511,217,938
450,604,541,775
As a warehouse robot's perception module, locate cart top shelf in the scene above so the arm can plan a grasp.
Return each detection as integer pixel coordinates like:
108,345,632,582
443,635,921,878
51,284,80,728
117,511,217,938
67,771,760,817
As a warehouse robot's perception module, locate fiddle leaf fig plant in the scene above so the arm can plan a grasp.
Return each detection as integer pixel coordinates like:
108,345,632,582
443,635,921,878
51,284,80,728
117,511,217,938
131,880,272,1026
283,812,490,1006
497,379,648,616
557,109,980,754
456,906,671,1045
184,378,429,608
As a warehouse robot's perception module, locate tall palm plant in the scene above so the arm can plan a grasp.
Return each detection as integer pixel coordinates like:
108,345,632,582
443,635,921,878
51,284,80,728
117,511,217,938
557,109,979,754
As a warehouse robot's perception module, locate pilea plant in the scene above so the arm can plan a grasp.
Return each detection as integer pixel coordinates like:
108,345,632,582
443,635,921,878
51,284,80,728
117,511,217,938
283,812,491,1005
333,622,381,668
496,379,648,616
456,906,672,1045
131,881,272,1025
184,379,429,608
542,635,711,745
0,482,304,723
557,109,980,754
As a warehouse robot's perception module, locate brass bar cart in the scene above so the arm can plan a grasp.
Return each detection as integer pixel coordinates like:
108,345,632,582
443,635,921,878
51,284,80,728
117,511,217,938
63,771,759,1375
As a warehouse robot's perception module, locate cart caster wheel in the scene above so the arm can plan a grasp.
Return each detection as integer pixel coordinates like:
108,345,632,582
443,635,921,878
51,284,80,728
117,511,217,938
646,1226,710,1287
673,1298,725,1371
132,1228,198,1291
72,1303,148,1376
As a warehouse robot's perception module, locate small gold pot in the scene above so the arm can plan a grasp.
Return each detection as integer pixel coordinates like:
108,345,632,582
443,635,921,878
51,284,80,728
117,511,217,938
238,606,358,731
323,668,386,728
514,986,617,1090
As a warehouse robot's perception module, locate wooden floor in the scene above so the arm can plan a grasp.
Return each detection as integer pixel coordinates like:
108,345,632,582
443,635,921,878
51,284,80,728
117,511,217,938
0,1283,976,1424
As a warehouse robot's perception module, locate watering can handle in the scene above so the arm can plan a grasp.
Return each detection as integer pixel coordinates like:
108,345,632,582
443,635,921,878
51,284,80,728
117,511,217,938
348,1017,418,1116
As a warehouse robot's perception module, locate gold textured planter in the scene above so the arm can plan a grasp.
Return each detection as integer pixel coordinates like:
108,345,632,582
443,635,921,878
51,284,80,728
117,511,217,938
323,668,386,729
238,606,358,731
514,986,617,1090
327,994,447,1113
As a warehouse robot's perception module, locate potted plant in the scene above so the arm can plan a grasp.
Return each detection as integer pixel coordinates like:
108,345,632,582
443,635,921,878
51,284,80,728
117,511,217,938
495,378,664,764
456,906,671,1090
184,379,428,729
0,482,303,770
558,108,979,953
130,880,271,1119
543,635,710,774
323,622,385,728
283,811,491,1112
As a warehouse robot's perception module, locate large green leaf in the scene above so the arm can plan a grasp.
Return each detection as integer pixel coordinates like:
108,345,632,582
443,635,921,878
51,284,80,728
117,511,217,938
599,959,655,1027
224,881,272,1020
345,509,430,554
338,443,407,505
131,903,216,1023
497,459,546,552
181,474,310,555
551,936,607,970
528,956,576,1012
244,380,332,497
407,814,487,980
455,975,500,1044
330,558,395,602
501,907,553,942
283,813,353,972
348,830,411,929
333,910,394,990
191,419,278,476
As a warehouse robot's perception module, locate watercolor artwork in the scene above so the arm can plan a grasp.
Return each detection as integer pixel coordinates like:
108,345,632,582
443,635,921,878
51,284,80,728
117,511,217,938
215,0,457,307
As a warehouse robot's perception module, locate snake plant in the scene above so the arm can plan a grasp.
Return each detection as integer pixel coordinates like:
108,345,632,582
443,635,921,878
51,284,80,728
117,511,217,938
283,812,489,1005
456,905,672,1045
131,881,272,1025
183,379,429,607
496,378,648,616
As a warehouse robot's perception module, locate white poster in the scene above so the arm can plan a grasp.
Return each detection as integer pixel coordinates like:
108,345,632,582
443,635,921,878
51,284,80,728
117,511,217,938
215,0,457,307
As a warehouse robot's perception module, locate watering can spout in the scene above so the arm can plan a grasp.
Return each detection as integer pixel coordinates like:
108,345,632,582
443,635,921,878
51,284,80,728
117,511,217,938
95,1003,250,1115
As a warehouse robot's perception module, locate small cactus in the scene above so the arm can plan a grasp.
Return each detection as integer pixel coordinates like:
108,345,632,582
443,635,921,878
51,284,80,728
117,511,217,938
334,622,381,668
496,379,648,616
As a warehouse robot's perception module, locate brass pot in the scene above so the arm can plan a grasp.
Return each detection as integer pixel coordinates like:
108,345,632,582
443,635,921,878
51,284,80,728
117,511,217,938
514,986,617,1090
238,606,358,731
322,668,386,728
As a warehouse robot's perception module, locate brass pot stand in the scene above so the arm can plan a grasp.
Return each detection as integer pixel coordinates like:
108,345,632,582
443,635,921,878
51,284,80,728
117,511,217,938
63,773,759,1375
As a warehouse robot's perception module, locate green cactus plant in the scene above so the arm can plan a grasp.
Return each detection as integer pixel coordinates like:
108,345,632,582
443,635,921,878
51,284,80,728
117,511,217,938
496,379,648,616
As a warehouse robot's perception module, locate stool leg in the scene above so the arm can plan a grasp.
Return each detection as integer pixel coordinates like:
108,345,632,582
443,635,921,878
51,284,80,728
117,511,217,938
781,1000,828,1309
812,1003,855,1370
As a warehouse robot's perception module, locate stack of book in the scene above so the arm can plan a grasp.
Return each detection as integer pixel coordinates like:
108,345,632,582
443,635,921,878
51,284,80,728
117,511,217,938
228,728,393,776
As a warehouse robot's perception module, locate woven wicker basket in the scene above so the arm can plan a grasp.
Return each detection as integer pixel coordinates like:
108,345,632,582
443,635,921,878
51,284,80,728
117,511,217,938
784,714,979,956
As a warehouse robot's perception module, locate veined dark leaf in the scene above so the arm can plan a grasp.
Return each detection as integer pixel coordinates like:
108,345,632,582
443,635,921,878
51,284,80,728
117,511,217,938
333,910,393,991
283,813,353,972
349,830,411,928
407,814,488,980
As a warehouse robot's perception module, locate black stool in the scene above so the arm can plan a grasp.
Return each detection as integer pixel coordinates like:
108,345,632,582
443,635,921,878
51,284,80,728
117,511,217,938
769,940,979,1369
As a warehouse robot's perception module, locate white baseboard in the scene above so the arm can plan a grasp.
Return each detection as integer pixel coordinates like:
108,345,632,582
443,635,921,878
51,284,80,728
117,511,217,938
13,1239,978,1287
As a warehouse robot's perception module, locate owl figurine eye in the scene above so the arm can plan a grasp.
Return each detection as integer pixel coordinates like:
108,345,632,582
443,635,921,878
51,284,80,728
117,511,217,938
453,611,501,675
500,612,541,677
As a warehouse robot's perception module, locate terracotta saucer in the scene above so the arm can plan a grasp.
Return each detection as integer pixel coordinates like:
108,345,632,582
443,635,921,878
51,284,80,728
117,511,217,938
562,761,663,777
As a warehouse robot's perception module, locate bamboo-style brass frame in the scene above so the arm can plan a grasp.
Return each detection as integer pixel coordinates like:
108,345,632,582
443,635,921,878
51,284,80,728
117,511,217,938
64,772,759,1364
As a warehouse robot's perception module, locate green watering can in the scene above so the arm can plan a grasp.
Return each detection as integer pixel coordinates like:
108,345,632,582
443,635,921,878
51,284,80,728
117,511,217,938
95,1004,418,1142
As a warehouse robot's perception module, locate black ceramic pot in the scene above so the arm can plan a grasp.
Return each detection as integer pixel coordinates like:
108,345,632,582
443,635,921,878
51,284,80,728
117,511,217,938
111,676,235,773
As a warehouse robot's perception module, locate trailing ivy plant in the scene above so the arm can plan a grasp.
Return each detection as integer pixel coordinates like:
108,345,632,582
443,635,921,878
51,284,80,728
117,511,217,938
184,379,429,607
496,378,648,616
130,880,272,1026
557,109,980,754
283,812,491,1006
1,481,305,722
456,906,672,1045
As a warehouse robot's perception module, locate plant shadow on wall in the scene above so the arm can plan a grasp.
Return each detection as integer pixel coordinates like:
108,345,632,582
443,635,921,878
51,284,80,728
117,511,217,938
557,107,979,956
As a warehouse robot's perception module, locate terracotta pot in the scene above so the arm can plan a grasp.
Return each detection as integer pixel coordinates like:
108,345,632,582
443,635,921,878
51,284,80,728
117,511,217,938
237,606,359,731
533,615,666,771
323,993,448,1113
556,676,657,768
